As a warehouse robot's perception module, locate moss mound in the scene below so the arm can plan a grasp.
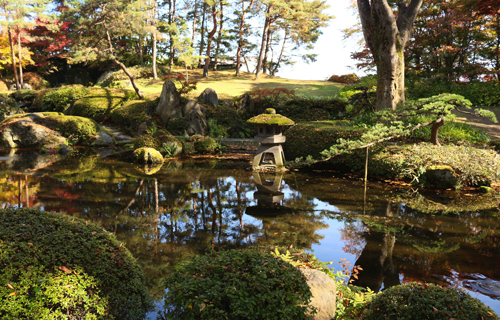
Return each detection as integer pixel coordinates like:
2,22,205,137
110,98,157,135
161,249,314,320
182,135,217,155
0,208,154,319
71,88,131,122
133,147,164,164
43,114,101,146
247,113,295,126
362,282,498,320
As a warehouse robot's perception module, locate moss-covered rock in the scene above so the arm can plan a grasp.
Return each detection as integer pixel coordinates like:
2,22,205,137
133,147,164,164
134,130,182,157
0,208,154,319
424,165,459,189
183,135,217,154
110,98,157,135
0,113,101,148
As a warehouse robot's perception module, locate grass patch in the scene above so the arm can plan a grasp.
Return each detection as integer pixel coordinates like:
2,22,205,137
134,68,343,98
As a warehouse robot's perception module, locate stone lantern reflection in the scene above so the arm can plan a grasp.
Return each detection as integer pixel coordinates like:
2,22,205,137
246,172,288,218
246,108,294,172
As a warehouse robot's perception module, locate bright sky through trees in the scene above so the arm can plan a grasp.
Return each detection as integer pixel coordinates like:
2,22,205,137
276,0,360,81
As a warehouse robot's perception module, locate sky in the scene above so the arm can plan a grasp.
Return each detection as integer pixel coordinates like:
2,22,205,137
276,0,362,81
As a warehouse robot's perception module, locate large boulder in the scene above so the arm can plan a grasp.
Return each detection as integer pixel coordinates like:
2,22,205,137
184,99,208,136
92,132,114,147
0,114,67,148
156,81,181,126
424,165,459,189
198,88,218,106
2,149,64,174
300,268,336,320
238,92,255,114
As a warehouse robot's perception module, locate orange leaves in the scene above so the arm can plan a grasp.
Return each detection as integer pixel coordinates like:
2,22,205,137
59,266,72,274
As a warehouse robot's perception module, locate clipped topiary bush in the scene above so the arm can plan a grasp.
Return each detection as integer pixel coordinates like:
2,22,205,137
188,135,217,154
71,88,130,122
160,249,315,320
362,282,498,320
0,208,154,319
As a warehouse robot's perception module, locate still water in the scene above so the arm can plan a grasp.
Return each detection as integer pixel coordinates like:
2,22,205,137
1,150,500,316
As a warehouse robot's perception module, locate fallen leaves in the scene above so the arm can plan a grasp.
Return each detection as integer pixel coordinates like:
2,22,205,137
59,266,72,274
7,284,14,290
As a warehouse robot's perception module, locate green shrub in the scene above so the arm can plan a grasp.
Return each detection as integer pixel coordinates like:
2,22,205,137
284,121,365,161
396,143,500,187
8,89,38,102
166,117,190,136
407,79,500,108
160,249,315,320
206,105,254,138
362,282,498,320
277,96,348,121
188,135,217,154
134,130,182,157
41,86,89,112
0,208,154,319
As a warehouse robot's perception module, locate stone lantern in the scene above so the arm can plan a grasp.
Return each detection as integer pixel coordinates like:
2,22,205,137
246,108,294,171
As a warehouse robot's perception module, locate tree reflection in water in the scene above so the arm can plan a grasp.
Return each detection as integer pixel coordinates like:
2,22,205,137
0,154,499,313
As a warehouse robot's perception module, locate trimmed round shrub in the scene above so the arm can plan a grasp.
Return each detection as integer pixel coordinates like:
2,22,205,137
161,249,315,320
40,86,89,112
362,282,498,320
190,135,217,154
0,208,154,319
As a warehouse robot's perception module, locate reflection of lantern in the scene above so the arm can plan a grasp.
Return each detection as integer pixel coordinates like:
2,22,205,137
246,172,294,218
246,108,294,172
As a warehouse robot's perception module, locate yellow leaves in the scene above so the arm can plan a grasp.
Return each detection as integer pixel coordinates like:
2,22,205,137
9,292,18,296
7,283,14,290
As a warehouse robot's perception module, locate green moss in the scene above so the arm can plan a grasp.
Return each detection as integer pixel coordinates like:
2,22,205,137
133,147,164,164
110,98,157,135
246,113,295,126
72,88,129,122
0,208,154,319
44,114,101,146
183,135,218,154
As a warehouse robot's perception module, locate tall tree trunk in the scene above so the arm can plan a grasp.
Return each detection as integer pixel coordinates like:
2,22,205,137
191,0,198,45
255,8,271,79
198,3,207,67
203,4,217,78
139,34,144,65
262,27,272,74
213,0,224,71
7,27,19,90
357,0,423,110
168,0,177,72
235,0,254,77
17,28,23,87
152,0,158,79
271,32,287,76
105,25,143,99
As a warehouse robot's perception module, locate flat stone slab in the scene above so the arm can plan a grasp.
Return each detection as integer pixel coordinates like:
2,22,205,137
219,138,259,147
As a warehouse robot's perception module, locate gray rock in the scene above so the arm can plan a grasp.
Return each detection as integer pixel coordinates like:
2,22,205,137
198,88,218,106
300,268,336,320
186,108,208,136
238,93,255,113
9,83,32,91
4,150,63,174
156,81,182,126
184,99,207,117
0,116,67,148
92,132,114,147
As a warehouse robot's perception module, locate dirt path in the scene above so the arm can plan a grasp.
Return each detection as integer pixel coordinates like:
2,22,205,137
452,108,500,139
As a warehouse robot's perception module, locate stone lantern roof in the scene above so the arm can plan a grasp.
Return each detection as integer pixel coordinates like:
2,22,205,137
246,108,295,126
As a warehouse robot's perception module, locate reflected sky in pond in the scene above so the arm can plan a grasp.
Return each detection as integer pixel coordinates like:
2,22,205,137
1,150,500,316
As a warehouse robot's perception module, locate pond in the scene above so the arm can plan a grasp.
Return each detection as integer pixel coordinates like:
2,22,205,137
1,149,500,317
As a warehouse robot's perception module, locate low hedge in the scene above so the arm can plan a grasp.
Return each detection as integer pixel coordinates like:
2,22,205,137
277,96,348,121
362,282,498,320
284,120,365,162
160,249,314,320
0,208,154,319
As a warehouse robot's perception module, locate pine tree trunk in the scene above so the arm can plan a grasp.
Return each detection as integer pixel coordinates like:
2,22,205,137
213,0,224,71
7,27,19,90
271,33,287,76
168,0,177,72
198,3,207,68
203,5,217,78
255,10,271,79
139,34,144,65
235,0,254,77
262,28,272,74
430,117,445,146
191,0,198,45
152,31,158,79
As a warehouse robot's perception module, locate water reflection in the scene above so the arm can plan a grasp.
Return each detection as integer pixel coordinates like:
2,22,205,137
1,151,499,314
